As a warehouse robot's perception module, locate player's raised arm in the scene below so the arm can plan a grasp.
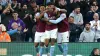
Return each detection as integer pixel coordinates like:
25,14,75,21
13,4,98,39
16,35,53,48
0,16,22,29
49,13,66,24
56,7,67,13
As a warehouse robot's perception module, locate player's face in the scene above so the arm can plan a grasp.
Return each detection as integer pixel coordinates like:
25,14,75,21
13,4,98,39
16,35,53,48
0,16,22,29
85,24,90,31
40,6,45,12
47,6,53,12
94,49,100,55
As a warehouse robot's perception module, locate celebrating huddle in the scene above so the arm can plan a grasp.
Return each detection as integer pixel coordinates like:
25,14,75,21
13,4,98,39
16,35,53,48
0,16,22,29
34,2,69,56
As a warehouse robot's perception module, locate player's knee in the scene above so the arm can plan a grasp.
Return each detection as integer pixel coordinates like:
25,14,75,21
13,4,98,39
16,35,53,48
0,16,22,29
34,43,39,47
51,38,56,45
44,39,49,45
40,42,44,46
44,42,49,47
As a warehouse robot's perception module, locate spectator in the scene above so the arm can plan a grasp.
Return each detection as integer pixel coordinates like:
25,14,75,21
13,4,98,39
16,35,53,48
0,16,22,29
0,24,24,41
29,0,39,19
11,0,21,12
69,0,89,17
0,24,11,42
90,48,100,56
1,3,14,29
89,0,98,6
0,0,12,6
1,24,21,36
55,0,68,16
90,13,100,42
68,0,81,14
8,11,25,30
68,16,80,42
28,1,39,42
20,4,33,42
86,5,96,22
89,0,100,14
79,1,89,23
29,0,39,15
69,6,84,36
69,6,83,25
79,22,95,42
8,11,26,42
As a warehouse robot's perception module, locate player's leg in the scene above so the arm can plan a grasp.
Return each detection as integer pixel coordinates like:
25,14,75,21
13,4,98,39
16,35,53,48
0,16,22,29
50,38,56,56
34,32,41,56
50,29,58,56
45,39,49,53
62,31,69,56
34,43,39,56
39,33,45,56
57,32,63,53
39,42,44,56
44,31,50,54
63,43,68,56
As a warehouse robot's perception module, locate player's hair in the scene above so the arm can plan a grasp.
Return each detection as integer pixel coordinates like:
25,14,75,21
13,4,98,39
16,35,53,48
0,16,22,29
39,5,45,12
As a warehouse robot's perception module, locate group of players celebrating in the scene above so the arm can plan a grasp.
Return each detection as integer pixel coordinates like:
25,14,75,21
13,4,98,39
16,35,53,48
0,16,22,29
34,2,69,56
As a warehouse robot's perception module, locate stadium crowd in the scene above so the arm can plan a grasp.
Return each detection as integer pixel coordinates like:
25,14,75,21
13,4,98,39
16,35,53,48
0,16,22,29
0,0,100,42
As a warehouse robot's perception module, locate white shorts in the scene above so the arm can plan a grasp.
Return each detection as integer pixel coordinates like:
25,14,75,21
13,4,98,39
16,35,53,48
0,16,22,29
57,31,69,43
34,32,45,42
44,28,58,39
